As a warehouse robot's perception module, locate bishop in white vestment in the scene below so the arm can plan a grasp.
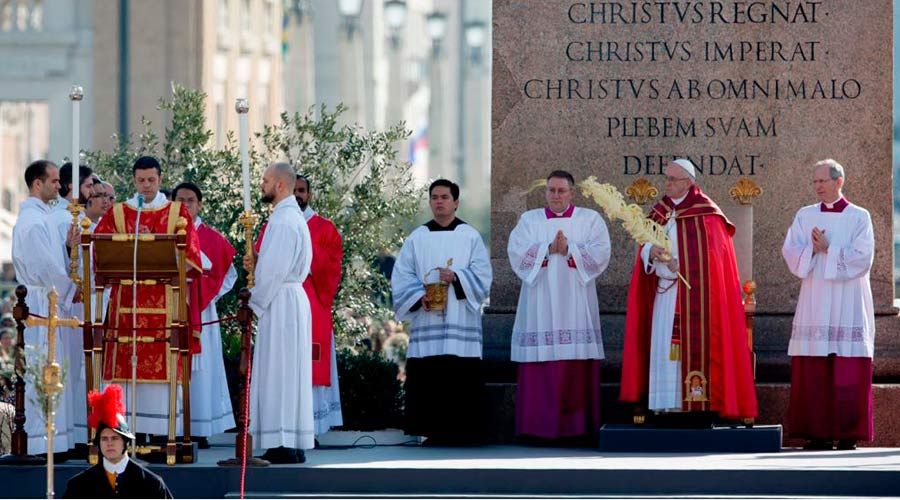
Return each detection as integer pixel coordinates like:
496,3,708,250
12,160,77,454
507,170,610,440
392,180,492,445
782,159,875,450
246,163,314,462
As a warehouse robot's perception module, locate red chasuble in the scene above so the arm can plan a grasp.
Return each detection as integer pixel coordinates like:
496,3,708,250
94,201,202,382
620,185,758,419
254,214,343,386
196,223,237,312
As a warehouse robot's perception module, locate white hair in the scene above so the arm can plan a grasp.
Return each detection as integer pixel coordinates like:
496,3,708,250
814,158,845,181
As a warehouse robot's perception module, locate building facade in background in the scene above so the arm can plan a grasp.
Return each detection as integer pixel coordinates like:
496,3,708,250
0,0,491,275
92,0,284,152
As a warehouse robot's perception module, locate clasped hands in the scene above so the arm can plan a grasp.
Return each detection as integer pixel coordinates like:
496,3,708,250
649,245,679,273
548,230,568,256
811,227,829,254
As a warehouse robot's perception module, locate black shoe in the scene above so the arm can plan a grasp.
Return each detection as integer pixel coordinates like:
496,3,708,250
195,437,210,449
836,440,858,450
259,447,300,464
803,439,833,450
294,449,306,463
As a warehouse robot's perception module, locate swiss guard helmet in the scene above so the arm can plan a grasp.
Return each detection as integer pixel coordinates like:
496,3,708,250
88,384,135,447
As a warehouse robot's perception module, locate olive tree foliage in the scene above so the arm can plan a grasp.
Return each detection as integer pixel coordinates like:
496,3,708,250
86,85,421,353
255,104,421,346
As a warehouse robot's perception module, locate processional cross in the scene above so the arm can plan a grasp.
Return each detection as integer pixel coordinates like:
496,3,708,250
26,288,80,499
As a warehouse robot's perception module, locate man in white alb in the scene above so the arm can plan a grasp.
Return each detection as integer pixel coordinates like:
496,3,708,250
12,160,79,454
244,162,314,463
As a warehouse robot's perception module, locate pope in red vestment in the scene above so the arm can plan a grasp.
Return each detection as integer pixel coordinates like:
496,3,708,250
94,193,201,383
620,160,757,420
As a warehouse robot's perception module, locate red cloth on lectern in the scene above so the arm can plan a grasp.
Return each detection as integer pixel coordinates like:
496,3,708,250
254,214,343,386
197,223,237,312
620,185,757,419
95,200,202,382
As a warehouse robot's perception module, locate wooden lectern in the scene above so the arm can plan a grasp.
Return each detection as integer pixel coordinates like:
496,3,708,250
81,217,195,465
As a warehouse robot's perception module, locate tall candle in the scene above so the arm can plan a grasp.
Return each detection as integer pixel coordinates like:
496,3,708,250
236,98,251,212
70,86,83,177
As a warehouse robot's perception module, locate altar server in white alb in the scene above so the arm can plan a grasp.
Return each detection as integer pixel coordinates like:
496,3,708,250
392,179,492,445
47,161,94,446
244,162,314,463
508,169,611,441
12,160,78,454
782,158,875,451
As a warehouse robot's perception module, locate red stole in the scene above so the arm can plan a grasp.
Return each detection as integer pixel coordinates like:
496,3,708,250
620,185,758,419
254,214,343,386
94,200,202,382
196,223,237,312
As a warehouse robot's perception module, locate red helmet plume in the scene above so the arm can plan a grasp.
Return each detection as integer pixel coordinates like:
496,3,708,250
87,384,126,431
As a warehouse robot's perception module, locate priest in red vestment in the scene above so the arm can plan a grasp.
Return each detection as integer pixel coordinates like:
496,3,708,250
620,159,757,422
294,175,344,434
93,156,202,435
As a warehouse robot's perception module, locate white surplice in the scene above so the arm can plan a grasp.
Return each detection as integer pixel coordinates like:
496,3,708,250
12,196,77,453
190,217,237,437
639,193,686,412
507,206,610,362
782,200,875,358
392,220,493,359
248,196,314,450
304,208,344,436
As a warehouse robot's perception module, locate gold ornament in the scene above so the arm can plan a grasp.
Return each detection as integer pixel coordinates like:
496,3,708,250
625,177,660,205
729,177,763,205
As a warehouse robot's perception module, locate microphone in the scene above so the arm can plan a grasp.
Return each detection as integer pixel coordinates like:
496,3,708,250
136,193,145,209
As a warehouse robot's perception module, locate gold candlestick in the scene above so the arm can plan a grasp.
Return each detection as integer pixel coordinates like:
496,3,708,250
26,288,80,499
67,203,83,286
240,211,258,288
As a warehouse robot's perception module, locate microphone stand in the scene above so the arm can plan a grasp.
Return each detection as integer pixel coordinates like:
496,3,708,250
129,194,144,456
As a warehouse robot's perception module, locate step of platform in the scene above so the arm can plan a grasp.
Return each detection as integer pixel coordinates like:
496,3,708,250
598,424,783,453
6,445,900,498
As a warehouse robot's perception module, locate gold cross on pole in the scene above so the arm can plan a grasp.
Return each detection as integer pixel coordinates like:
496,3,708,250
25,287,80,500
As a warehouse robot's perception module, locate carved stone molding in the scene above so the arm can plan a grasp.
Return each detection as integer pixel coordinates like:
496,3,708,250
625,177,659,205
730,177,763,205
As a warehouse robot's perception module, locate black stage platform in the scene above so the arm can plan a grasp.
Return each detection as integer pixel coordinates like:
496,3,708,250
598,424,783,453
3,441,899,498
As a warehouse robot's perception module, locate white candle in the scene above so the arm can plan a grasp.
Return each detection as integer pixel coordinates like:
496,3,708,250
236,98,251,212
70,86,83,177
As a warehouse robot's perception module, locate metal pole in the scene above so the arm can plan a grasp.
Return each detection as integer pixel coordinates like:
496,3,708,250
456,1,466,187
118,0,130,142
